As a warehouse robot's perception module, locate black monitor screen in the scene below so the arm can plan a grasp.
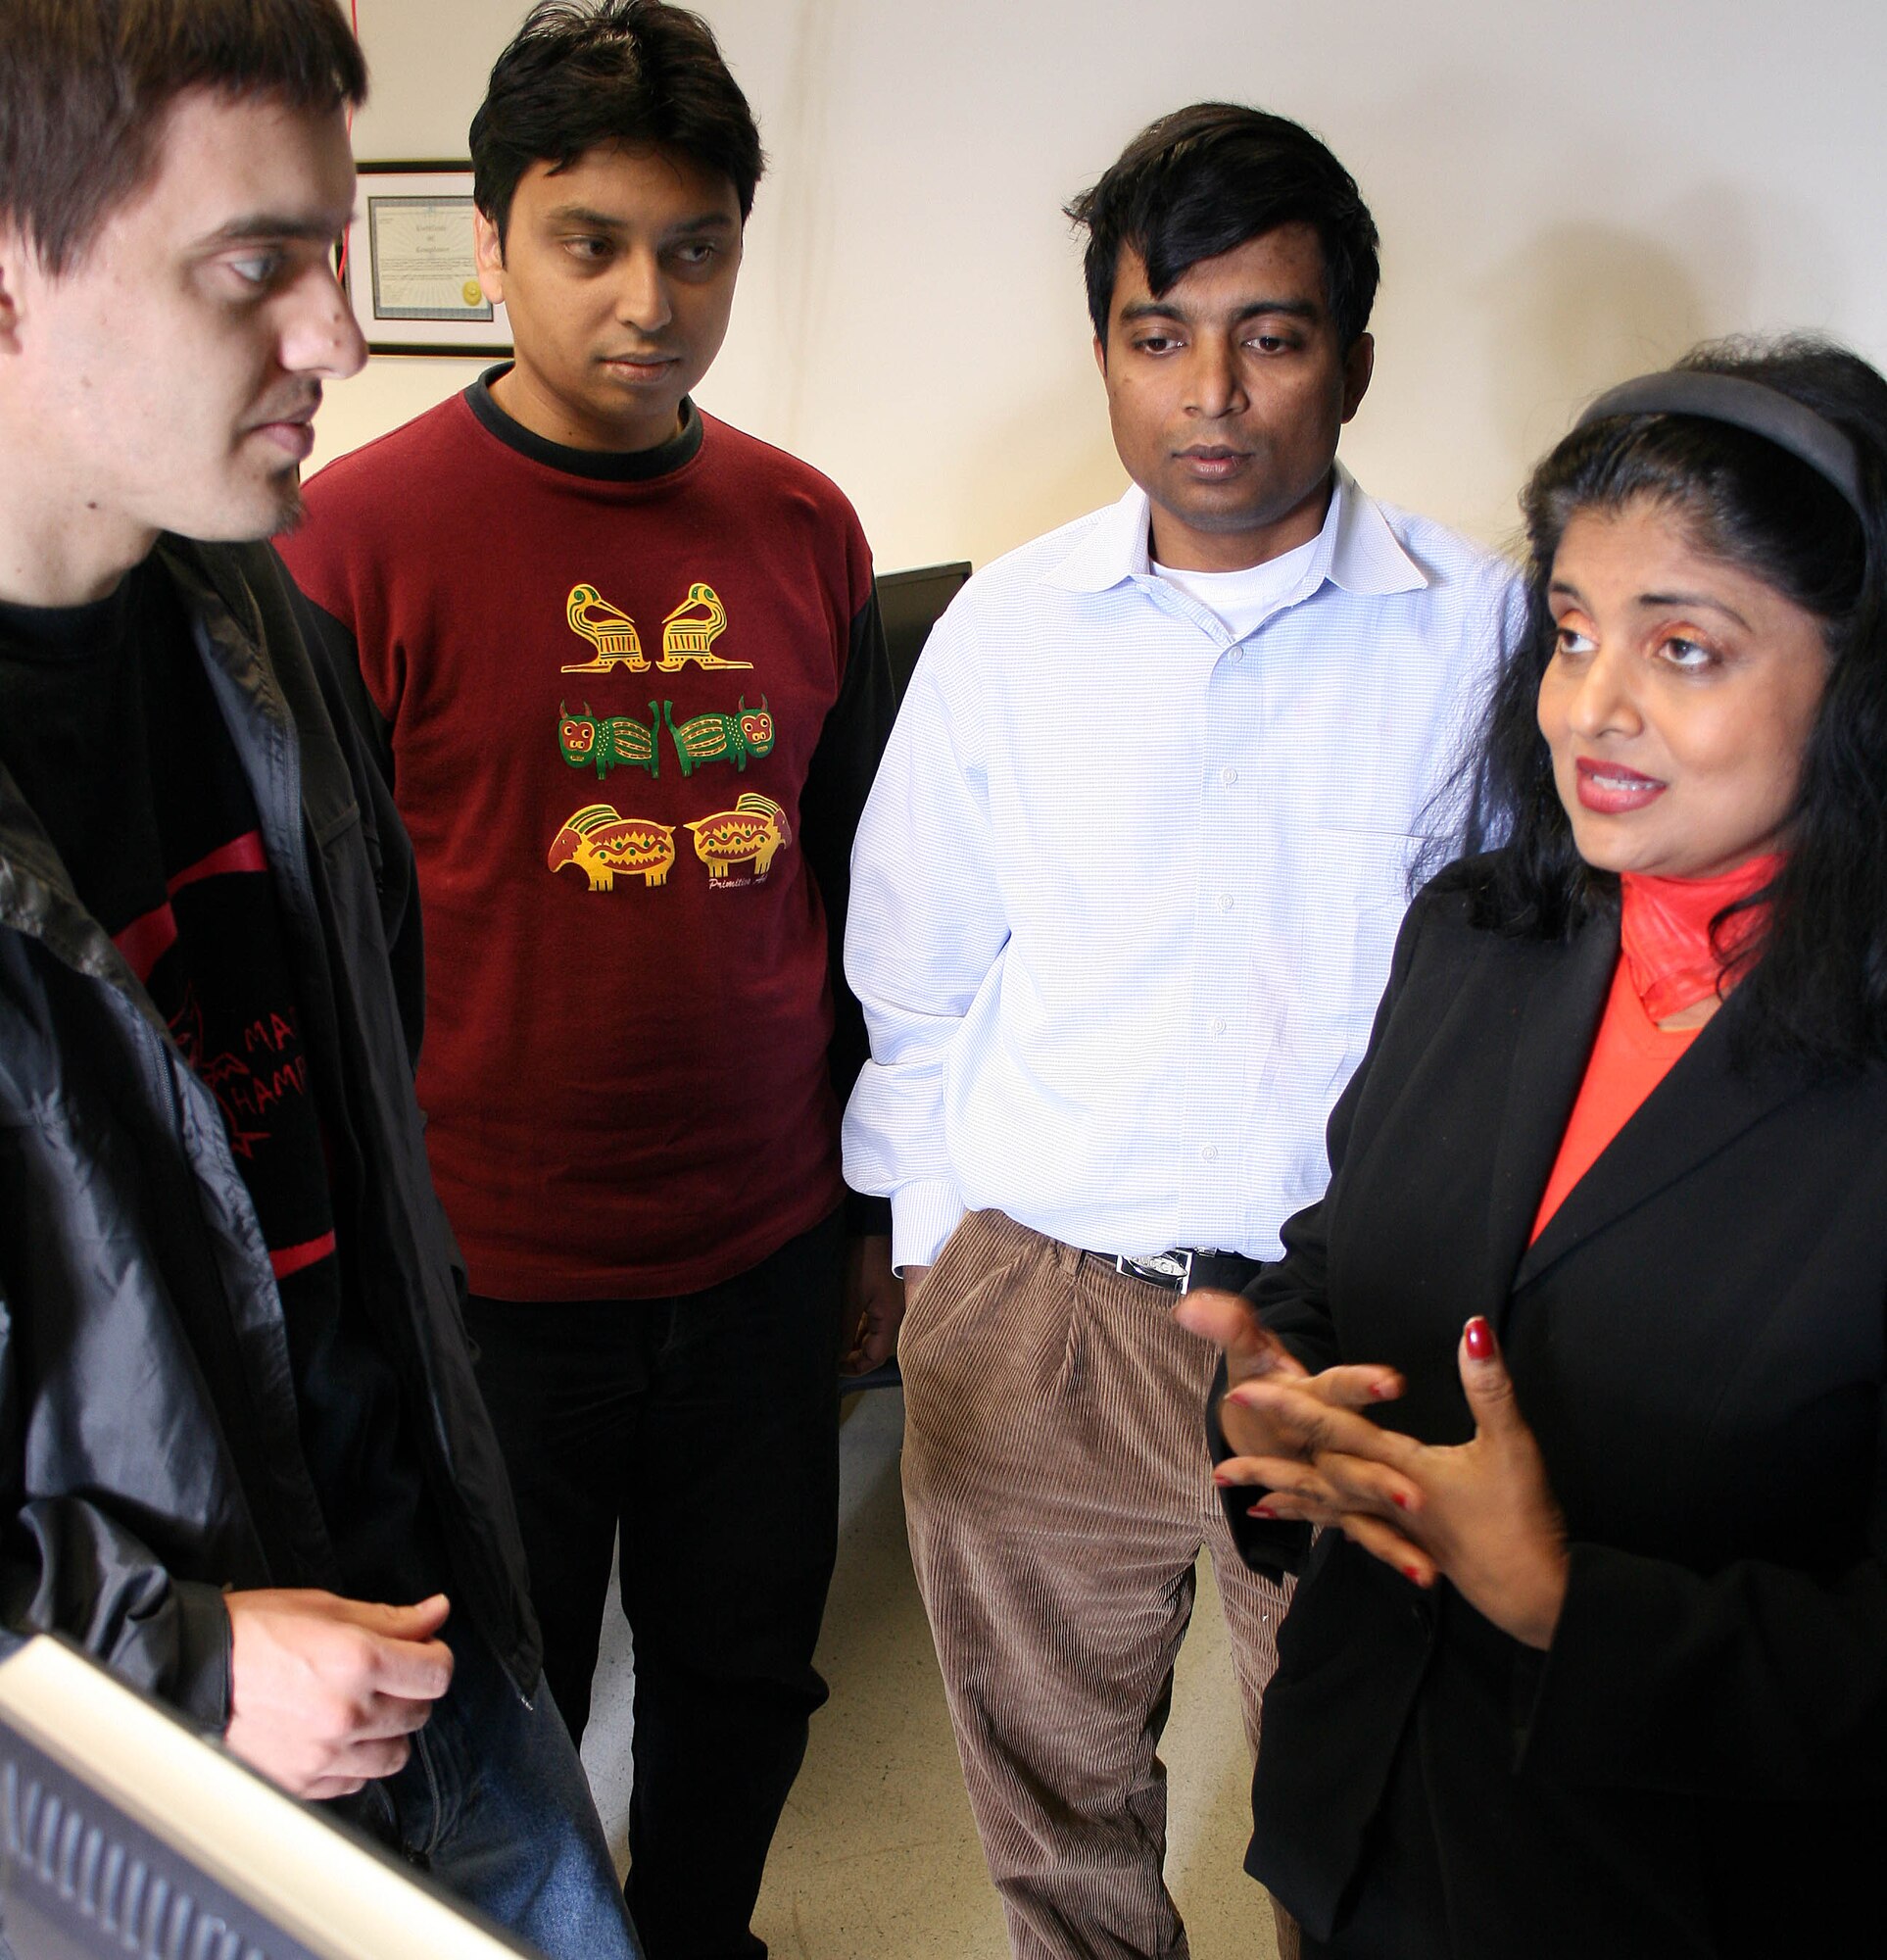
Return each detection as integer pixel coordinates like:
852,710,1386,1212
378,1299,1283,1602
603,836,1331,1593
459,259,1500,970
877,562,971,701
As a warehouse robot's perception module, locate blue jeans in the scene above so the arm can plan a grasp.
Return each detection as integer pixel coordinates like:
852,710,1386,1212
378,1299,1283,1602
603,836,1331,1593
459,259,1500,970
333,1621,643,1960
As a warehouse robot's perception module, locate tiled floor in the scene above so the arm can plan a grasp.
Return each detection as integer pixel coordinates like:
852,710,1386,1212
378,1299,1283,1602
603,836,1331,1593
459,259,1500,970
581,1388,1282,1959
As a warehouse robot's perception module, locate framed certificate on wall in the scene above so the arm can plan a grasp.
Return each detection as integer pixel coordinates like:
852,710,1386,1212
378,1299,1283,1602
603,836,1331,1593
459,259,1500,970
341,162,512,357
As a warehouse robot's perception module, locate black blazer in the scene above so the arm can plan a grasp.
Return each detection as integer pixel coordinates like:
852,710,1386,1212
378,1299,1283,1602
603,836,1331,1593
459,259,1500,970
1231,854,1887,1959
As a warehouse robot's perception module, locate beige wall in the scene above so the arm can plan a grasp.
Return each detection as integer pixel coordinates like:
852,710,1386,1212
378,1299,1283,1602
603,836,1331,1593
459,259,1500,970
314,0,1887,572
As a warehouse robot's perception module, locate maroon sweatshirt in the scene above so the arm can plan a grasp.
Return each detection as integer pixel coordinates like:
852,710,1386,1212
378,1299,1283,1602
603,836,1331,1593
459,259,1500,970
281,374,892,1298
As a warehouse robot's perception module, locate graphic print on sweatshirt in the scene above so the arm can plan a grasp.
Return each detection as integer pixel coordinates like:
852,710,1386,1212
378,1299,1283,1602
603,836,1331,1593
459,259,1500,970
560,577,752,673
110,701,337,1285
684,793,793,882
556,696,775,780
548,575,793,893
547,805,678,888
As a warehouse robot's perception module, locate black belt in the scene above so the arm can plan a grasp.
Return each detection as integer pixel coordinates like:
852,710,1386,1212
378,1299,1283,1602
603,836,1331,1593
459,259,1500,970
1098,1248,1263,1296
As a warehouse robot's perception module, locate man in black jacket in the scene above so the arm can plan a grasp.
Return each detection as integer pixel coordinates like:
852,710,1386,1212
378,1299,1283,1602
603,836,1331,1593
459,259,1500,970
0,5,640,1952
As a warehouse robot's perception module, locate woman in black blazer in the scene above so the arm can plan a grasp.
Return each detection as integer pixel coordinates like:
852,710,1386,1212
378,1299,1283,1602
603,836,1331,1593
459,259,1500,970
1181,337,1887,1958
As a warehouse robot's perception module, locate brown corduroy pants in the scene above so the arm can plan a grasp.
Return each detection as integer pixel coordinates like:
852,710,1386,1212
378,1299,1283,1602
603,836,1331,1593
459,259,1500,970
900,1210,1291,1960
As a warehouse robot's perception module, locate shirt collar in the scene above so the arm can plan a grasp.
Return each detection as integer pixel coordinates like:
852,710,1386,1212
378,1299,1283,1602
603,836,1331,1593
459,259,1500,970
1044,463,1428,601
465,364,705,482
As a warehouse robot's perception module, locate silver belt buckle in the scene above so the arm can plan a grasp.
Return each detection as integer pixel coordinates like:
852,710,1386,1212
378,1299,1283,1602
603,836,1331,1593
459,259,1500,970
1113,1248,1196,1293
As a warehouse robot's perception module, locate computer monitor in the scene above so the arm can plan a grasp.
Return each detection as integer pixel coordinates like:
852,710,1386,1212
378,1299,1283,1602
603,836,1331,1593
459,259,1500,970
877,562,971,701
0,1636,536,1960
834,559,970,1402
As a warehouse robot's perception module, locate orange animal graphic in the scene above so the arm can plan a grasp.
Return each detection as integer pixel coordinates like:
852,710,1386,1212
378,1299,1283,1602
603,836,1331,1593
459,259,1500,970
658,582,750,672
686,793,792,881
548,804,676,890
562,584,648,672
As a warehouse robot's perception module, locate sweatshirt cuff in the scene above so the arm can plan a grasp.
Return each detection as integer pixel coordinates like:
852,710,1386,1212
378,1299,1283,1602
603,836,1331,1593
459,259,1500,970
890,1180,966,1274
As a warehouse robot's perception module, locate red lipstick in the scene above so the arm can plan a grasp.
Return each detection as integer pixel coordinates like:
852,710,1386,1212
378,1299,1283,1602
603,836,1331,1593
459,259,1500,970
1574,756,1666,814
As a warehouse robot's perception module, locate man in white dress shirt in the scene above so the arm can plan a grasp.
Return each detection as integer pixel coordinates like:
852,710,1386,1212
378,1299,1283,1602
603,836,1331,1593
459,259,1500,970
842,104,1519,1960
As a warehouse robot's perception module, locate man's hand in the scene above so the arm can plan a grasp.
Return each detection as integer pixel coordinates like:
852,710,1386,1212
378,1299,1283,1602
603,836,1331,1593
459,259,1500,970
1177,1287,1421,1582
223,1590,455,1799
842,1234,904,1375
1174,1287,1403,1462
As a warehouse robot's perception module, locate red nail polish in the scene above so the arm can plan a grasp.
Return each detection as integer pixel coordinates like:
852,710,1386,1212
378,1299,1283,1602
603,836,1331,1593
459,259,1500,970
1464,1317,1494,1361
1251,1503,1278,1519
1402,1564,1426,1585
1391,1491,1410,1510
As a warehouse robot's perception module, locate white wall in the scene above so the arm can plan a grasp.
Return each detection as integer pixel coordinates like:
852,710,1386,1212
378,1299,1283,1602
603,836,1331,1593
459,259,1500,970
314,0,1887,572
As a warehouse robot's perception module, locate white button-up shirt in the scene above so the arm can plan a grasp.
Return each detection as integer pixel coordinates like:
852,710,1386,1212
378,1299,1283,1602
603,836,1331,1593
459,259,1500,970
843,467,1522,1271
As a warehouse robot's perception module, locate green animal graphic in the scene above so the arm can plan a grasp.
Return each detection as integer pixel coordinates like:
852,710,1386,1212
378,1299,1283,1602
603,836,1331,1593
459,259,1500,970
663,696,776,777
558,701,661,781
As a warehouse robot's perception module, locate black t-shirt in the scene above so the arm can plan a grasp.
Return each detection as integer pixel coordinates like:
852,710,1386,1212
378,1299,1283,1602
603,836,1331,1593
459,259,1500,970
0,559,439,1604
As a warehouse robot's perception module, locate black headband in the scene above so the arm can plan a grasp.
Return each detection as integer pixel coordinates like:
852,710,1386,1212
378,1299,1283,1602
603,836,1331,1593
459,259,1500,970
1574,369,1865,521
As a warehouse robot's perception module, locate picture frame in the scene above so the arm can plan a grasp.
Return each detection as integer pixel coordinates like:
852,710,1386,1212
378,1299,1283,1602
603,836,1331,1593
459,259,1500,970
341,162,512,358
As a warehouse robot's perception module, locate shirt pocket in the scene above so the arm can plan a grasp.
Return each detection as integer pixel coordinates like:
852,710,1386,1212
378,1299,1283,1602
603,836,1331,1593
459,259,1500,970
1281,827,1426,1198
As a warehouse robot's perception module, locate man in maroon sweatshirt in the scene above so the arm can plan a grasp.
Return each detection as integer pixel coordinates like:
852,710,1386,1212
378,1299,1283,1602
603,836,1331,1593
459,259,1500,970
279,7,897,1954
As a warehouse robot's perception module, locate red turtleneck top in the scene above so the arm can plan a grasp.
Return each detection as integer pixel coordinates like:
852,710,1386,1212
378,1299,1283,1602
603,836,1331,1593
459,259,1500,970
1529,855,1780,1243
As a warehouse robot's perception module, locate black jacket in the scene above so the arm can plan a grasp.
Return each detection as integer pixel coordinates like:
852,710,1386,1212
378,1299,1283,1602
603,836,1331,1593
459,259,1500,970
1228,854,1887,1958
0,539,537,1728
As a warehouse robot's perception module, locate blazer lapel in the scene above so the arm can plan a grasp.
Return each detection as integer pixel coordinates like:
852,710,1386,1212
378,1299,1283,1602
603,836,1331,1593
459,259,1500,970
1477,907,1618,1333
1516,987,1811,1289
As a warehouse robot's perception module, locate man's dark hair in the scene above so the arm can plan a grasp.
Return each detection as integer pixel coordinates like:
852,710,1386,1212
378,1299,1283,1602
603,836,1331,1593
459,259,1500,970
0,0,366,276
1066,102,1380,352
1467,335,1887,1067
470,0,765,244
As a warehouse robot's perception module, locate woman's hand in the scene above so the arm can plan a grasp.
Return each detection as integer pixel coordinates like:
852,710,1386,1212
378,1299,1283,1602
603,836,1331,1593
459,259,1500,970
1226,1315,1571,1649
1177,1288,1406,1460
